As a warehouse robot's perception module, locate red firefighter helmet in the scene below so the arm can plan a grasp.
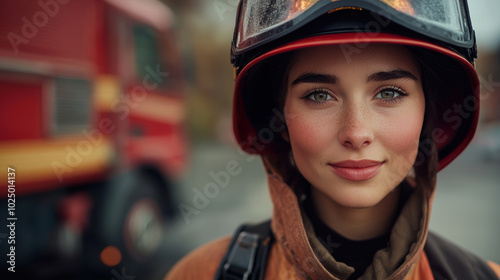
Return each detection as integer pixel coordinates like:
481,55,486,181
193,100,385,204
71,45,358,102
231,0,479,171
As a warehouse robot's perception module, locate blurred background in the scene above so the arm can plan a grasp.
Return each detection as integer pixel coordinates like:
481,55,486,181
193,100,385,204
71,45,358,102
0,0,498,279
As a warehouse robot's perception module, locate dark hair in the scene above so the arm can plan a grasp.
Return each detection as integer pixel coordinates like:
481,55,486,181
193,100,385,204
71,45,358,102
411,47,439,190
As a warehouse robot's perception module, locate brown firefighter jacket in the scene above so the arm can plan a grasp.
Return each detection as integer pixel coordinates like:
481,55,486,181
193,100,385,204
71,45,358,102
166,157,500,280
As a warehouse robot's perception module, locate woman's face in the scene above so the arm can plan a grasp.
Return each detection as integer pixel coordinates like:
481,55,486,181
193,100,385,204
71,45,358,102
284,44,425,208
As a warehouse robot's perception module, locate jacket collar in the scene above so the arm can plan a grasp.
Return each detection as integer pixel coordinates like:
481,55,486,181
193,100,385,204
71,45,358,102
262,156,433,280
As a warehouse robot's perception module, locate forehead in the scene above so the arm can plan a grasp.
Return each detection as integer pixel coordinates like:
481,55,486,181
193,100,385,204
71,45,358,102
289,43,421,79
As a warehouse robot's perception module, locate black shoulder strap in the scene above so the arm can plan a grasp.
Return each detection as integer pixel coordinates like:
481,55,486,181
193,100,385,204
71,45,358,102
424,231,499,280
214,220,273,280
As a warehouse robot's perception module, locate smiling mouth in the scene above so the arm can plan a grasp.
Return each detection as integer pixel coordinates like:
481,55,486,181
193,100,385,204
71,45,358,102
329,160,384,181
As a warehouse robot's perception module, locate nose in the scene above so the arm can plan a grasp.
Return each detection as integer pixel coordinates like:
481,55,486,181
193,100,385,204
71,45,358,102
337,103,374,149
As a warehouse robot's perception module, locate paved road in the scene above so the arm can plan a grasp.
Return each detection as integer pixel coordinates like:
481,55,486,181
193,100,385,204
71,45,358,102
159,131,500,278
160,141,272,274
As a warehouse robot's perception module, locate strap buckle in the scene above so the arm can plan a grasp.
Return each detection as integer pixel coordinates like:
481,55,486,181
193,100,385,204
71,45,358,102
223,232,261,280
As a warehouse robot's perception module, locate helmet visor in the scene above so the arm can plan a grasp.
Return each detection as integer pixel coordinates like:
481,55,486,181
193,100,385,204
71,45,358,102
234,0,473,54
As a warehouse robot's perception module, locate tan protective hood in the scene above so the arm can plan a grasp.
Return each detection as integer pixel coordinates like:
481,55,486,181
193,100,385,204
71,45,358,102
262,155,435,279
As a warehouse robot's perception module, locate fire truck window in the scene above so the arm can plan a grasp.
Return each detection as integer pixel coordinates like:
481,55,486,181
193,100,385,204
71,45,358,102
52,78,92,135
133,24,171,89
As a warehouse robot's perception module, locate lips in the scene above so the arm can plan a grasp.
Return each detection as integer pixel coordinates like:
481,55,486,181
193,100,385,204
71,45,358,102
329,160,383,181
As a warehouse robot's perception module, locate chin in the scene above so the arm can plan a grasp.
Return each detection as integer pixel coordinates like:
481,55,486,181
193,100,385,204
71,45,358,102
334,191,387,209
321,178,397,209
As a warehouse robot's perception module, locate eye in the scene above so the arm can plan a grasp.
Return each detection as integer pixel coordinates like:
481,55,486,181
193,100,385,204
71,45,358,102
303,89,335,103
374,86,408,103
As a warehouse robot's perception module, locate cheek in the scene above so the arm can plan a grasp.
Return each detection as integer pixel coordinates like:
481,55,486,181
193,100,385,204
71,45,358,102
381,108,424,167
284,108,334,159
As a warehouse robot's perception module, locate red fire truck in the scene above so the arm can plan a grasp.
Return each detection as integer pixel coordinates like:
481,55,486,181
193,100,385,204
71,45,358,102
0,0,187,277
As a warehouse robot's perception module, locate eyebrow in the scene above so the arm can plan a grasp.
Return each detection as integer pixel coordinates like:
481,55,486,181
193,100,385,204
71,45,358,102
291,72,338,86
367,69,418,82
290,69,418,86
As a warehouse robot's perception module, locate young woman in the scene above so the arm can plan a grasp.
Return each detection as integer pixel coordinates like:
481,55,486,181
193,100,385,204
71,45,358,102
167,1,500,279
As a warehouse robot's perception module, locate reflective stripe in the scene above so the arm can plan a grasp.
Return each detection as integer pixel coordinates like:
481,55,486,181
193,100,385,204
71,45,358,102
0,137,113,195
130,94,185,124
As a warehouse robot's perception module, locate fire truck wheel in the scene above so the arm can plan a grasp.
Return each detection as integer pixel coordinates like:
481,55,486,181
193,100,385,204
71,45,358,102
123,180,164,260
87,171,168,275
